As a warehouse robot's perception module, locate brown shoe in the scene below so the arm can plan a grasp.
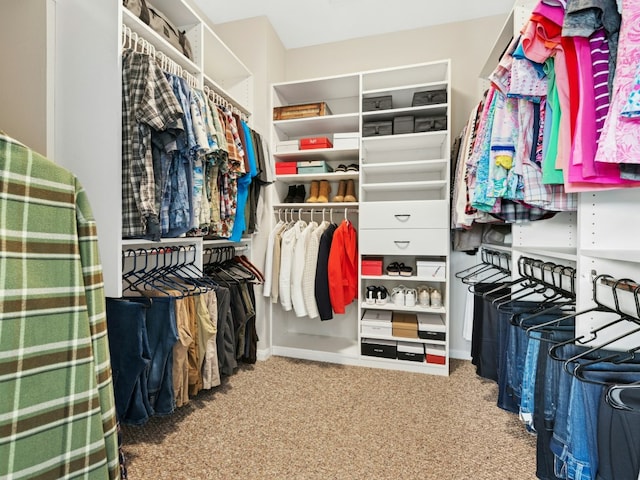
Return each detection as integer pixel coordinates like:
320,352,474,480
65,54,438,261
344,179,357,202
332,179,346,202
317,180,331,203
306,180,319,203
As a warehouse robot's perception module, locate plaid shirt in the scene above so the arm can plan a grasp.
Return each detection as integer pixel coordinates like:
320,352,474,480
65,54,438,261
121,50,183,238
0,133,120,478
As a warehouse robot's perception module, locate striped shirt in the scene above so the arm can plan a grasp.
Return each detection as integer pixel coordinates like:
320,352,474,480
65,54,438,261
0,133,120,479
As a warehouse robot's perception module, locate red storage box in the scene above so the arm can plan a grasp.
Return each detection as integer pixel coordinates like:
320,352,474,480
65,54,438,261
275,162,297,175
425,345,446,365
299,137,333,150
361,257,383,276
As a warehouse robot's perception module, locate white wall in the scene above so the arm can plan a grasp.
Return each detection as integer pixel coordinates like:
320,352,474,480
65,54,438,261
0,0,52,156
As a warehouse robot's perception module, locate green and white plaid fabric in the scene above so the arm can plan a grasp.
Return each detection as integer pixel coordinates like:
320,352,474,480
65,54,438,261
0,134,120,479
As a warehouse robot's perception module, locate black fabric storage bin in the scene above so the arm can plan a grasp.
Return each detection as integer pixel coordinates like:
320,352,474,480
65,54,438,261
393,115,414,135
363,95,392,112
412,89,447,106
415,116,447,133
363,121,393,137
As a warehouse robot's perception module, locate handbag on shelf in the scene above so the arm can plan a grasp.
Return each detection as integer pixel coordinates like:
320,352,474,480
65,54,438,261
123,0,193,61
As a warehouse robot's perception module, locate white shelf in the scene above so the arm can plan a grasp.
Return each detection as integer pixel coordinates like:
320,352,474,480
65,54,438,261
273,113,360,138
273,74,360,105
202,23,251,86
272,332,359,357
361,131,448,153
362,104,447,121
203,75,250,116
276,172,359,183
122,9,200,74
512,246,577,262
362,81,448,97
273,202,358,209
361,180,447,192
360,333,446,347
361,302,446,315
361,159,447,174
273,147,359,163
580,249,640,263
361,274,447,283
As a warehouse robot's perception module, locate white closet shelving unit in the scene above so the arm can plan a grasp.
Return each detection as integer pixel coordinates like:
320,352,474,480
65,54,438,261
52,0,253,297
269,60,452,374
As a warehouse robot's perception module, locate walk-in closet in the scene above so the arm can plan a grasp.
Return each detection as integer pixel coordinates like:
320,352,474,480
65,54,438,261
2,0,640,478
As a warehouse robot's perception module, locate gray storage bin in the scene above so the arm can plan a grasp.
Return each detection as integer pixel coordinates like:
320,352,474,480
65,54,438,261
415,116,447,133
393,115,415,135
363,121,393,137
412,89,447,107
362,95,392,112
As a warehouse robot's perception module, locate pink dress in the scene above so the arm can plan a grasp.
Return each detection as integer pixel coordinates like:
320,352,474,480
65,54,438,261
595,0,640,165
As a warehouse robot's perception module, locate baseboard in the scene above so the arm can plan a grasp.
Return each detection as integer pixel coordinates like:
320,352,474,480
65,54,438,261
256,348,272,361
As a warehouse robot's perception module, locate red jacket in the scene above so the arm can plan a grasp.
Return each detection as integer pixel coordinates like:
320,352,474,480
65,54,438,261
327,220,358,314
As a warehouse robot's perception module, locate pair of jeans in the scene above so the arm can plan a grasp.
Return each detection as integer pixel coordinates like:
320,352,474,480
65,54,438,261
520,330,542,432
106,298,153,425
128,296,179,416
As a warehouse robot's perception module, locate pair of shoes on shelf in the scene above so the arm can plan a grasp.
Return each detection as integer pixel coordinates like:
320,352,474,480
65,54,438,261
386,262,413,277
365,285,389,305
284,185,306,203
332,179,357,202
335,164,359,172
306,180,331,203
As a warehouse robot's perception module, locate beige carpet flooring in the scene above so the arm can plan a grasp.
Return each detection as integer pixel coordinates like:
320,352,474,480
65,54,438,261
121,357,538,479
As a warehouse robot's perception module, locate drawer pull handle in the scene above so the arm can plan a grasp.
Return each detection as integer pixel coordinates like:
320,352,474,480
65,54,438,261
394,241,410,249
394,214,411,222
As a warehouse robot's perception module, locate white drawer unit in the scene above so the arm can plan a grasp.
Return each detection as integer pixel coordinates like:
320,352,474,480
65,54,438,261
359,200,448,229
359,228,449,256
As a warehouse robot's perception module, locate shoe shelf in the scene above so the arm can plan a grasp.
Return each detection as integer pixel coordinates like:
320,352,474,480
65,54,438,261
273,113,360,138
361,302,446,314
276,172,359,183
273,202,358,209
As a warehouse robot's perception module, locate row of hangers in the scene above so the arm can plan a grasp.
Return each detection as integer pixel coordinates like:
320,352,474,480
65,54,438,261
457,251,640,410
121,24,248,121
275,207,357,225
121,244,263,299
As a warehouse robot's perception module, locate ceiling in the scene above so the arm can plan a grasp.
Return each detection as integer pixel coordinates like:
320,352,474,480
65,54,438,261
192,0,515,49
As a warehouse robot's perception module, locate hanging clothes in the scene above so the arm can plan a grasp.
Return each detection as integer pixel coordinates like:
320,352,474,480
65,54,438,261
327,218,358,315
0,132,120,479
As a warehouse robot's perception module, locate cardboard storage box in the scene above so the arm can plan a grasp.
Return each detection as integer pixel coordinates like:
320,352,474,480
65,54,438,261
361,310,393,336
363,121,392,137
275,162,297,175
417,314,446,341
299,137,333,150
393,115,415,135
415,116,447,133
273,102,332,120
412,89,447,107
361,338,397,359
425,345,446,365
362,95,392,112
416,260,446,278
397,341,425,362
361,257,383,276
297,160,333,174
275,140,299,153
392,312,418,339
333,132,359,149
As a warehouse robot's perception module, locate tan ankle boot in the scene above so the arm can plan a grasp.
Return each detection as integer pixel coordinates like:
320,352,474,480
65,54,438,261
344,179,357,202
306,180,319,202
317,180,331,203
332,179,346,202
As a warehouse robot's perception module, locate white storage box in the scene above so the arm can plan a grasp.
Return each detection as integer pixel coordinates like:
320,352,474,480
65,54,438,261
417,314,446,341
333,132,359,149
275,140,299,153
425,344,446,365
361,309,392,336
416,260,446,279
